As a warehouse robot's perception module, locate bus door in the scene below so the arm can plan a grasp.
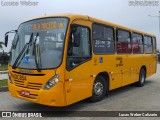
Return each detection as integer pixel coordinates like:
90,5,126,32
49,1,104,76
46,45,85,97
65,20,94,105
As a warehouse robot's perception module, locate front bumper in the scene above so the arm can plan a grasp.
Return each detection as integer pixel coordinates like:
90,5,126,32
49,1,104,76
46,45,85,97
8,81,66,107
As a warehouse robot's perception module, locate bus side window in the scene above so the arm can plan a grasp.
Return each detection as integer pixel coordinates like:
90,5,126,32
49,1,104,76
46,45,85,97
132,33,143,54
93,23,115,54
144,36,152,54
116,30,131,54
67,25,91,70
152,37,156,54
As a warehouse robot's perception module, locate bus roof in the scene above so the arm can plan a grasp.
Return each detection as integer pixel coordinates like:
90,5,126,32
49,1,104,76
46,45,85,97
30,13,156,37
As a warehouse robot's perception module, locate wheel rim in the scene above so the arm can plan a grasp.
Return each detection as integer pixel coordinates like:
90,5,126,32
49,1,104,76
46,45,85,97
140,71,145,84
93,81,103,96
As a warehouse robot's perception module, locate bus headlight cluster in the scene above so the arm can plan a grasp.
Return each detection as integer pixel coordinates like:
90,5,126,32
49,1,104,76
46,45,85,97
44,74,59,90
8,72,12,83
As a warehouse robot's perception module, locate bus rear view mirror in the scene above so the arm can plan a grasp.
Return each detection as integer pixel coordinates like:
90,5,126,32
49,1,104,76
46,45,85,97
71,25,80,47
73,32,80,47
71,24,78,33
60,33,65,40
4,30,18,47
5,35,8,47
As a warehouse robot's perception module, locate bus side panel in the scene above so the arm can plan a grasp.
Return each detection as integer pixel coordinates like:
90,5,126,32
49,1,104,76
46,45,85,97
92,55,123,91
152,54,157,74
122,54,140,86
65,60,94,106
145,54,157,78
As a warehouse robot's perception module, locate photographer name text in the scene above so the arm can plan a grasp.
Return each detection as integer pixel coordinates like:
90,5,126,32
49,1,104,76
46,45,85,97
1,0,39,6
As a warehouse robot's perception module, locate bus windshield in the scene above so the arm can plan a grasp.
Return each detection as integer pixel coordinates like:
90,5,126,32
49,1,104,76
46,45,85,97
10,18,69,69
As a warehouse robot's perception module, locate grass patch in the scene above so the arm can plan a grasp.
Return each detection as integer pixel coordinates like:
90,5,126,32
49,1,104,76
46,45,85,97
0,65,8,71
0,80,8,87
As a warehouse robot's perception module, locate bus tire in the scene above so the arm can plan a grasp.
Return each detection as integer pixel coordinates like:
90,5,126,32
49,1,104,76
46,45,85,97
89,75,107,102
136,68,146,87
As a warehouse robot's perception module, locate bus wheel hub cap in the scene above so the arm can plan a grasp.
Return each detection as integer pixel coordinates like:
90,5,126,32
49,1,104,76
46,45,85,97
94,82,103,96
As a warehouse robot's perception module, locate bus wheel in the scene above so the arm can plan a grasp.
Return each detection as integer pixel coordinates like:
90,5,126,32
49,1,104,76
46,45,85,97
90,75,107,102
136,68,146,87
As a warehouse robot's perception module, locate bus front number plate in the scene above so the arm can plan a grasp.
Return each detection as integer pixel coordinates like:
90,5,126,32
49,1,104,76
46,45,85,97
13,74,27,81
20,90,30,96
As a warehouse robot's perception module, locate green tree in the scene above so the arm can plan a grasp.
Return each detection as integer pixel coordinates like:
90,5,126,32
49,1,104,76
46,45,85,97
0,41,4,50
0,42,9,65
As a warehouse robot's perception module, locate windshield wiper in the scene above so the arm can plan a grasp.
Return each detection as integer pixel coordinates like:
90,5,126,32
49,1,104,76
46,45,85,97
33,33,41,72
12,33,33,69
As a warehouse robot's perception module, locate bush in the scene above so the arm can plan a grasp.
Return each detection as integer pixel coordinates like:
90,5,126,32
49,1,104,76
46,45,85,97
0,52,9,65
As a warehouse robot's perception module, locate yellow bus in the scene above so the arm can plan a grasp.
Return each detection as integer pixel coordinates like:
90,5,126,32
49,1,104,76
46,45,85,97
5,14,157,106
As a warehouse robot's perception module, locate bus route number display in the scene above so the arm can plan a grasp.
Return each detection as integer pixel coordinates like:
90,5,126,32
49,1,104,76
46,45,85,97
32,21,65,31
94,40,106,48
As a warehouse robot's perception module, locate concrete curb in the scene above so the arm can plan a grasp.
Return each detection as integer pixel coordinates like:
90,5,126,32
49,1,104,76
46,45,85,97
0,86,8,92
0,71,9,92
0,70,8,74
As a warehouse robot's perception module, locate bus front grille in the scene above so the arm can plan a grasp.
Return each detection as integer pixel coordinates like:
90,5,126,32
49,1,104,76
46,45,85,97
14,80,43,90
27,82,43,90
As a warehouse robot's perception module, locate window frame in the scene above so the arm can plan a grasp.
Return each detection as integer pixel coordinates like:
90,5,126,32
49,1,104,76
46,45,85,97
152,37,157,54
144,35,153,54
132,32,144,54
116,28,132,54
66,24,92,71
10,17,70,70
92,23,115,55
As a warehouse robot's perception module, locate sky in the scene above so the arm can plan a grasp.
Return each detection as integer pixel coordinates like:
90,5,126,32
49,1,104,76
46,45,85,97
0,0,160,52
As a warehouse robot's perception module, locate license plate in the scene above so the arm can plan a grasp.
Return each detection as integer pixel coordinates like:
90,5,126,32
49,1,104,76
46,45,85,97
20,90,30,96
13,74,26,81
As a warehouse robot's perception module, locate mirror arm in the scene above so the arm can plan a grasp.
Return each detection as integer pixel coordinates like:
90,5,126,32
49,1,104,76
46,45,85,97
5,30,18,36
5,30,17,36
4,30,18,47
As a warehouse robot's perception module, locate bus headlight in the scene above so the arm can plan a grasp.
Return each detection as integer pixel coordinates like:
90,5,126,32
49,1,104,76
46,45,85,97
44,74,59,90
8,72,12,83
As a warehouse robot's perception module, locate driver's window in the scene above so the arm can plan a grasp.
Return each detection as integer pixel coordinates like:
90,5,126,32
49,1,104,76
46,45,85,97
67,25,91,70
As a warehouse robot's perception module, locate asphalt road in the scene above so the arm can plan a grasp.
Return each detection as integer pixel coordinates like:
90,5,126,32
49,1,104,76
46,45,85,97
0,65,160,120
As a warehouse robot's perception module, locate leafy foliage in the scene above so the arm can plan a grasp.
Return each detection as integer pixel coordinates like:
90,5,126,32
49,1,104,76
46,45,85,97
0,42,4,49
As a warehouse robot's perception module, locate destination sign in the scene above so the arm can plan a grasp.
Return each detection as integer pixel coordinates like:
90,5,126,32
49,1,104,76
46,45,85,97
32,21,65,31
